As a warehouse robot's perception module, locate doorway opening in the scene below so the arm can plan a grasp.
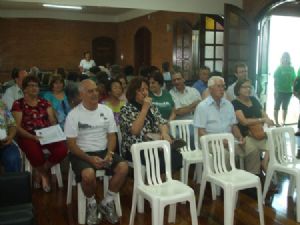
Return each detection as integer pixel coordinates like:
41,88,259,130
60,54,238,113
266,15,300,125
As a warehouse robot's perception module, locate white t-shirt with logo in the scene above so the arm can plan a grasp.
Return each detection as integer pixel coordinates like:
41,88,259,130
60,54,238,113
64,103,117,152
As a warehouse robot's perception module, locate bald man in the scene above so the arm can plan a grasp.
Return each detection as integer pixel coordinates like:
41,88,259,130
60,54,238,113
64,79,128,225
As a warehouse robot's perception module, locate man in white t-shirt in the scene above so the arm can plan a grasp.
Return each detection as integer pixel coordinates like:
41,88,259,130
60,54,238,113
65,79,128,225
79,51,96,75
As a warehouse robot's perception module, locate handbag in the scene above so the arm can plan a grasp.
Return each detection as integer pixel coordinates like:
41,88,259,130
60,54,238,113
248,123,265,140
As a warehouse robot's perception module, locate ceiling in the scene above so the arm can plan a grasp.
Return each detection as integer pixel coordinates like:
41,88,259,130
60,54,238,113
0,0,243,22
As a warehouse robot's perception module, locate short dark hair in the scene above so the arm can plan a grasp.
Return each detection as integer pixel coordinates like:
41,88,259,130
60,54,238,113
11,68,20,80
149,71,164,86
126,77,148,103
106,79,123,93
234,78,251,96
22,75,40,90
234,62,247,73
49,74,64,91
199,65,210,73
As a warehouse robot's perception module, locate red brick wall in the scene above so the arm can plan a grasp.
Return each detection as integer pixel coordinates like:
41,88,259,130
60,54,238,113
0,11,198,82
0,18,117,81
117,11,198,72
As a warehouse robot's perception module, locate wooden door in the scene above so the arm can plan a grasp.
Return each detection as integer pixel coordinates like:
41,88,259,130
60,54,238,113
134,27,151,75
173,20,193,80
92,37,115,66
224,4,256,86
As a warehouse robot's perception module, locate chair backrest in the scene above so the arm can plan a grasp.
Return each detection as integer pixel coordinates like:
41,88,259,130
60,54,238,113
200,133,236,175
169,120,194,152
267,127,296,165
130,140,172,186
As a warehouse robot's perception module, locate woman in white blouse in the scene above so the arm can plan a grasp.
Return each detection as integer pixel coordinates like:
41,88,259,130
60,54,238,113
79,51,96,75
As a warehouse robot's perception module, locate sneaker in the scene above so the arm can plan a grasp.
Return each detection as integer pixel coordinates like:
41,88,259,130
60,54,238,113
86,202,100,225
99,201,119,224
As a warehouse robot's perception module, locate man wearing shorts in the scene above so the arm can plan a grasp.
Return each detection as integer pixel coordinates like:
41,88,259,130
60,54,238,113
65,79,128,225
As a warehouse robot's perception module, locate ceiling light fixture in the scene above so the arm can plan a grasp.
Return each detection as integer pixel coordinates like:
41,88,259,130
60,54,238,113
43,4,82,10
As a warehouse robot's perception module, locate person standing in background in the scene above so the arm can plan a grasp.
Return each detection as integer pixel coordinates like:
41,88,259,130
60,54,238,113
273,52,296,126
79,52,96,75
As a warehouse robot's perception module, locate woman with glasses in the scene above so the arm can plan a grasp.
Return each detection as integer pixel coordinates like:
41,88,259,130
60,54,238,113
12,75,67,192
232,79,274,175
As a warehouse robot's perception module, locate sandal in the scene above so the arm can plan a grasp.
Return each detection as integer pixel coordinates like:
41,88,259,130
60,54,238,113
41,174,51,193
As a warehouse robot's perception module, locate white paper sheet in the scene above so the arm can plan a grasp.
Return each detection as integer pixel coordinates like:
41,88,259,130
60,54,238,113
35,125,66,145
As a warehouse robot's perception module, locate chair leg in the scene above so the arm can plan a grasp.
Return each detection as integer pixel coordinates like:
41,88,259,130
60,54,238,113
184,163,191,184
296,176,300,222
262,168,274,203
54,164,63,188
168,204,176,223
66,167,74,205
256,182,265,225
197,178,207,215
288,175,295,197
195,163,203,184
78,183,86,224
189,196,198,225
224,188,235,225
137,168,145,213
152,201,160,225
129,188,137,225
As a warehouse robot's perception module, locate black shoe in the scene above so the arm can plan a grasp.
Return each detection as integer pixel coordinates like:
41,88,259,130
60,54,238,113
295,131,300,136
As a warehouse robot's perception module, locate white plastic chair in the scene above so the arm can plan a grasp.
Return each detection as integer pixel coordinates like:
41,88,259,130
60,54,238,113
24,149,63,188
198,133,265,225
262,126,300,222
66,163,122,224
129,140,198,225
169,120,203,184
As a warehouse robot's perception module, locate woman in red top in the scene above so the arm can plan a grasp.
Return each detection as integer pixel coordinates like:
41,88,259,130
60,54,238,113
12,75,67,192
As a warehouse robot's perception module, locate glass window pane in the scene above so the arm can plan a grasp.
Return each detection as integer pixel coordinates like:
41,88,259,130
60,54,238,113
205,46,214,58
216,22,224,31
216,46,223,59
204,60,213,71
216,32,223,44
206,17,215,30
205,31,214,44
215,60,223,72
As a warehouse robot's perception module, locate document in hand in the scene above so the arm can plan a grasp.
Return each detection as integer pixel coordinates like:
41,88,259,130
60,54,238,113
35,125,66,145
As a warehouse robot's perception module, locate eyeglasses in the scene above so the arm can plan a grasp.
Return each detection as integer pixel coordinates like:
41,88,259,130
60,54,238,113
241,85,251,89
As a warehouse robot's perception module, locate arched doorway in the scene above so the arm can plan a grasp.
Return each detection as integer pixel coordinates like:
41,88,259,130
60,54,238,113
134,27,151,75
256,0,300,125
92,37,115,66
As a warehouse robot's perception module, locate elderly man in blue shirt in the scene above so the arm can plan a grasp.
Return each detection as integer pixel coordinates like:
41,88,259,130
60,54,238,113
193,76,260,174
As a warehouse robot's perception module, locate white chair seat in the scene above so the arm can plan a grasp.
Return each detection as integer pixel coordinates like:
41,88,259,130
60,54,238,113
211,170,260,186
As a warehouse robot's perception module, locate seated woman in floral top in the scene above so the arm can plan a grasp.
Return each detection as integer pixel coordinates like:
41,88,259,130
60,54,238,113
120,77,182,173
0,100,21,172
12,75,67,192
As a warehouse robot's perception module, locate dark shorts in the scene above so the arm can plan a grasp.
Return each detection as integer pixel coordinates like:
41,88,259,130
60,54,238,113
69,150,125,182
274,92,292,110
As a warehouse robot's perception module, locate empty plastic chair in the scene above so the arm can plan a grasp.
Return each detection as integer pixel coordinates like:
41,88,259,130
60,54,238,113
129,140,198,225
198,133,265,225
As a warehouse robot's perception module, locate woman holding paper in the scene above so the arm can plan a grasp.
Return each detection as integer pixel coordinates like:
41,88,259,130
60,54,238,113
12,75,67,192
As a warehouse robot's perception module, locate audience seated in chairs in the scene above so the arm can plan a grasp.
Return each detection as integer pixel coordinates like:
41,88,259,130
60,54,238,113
11,75,68,193
120,77,182,173
64,79,128,225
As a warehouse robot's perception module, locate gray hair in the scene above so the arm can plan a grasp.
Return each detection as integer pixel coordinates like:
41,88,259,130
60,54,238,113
78,79,94,93
207,76,224,87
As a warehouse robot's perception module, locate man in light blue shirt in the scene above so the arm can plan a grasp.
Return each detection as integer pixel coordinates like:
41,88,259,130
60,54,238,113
192,66,210,97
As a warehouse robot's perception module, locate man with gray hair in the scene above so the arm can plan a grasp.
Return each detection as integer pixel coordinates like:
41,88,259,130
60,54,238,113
194,76,259,173
65,79,128,224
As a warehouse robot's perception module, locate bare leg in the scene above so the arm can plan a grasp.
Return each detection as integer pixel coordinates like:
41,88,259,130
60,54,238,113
81,168,97,198
282,110,287,125
274,110,279,126
108,161,128,193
